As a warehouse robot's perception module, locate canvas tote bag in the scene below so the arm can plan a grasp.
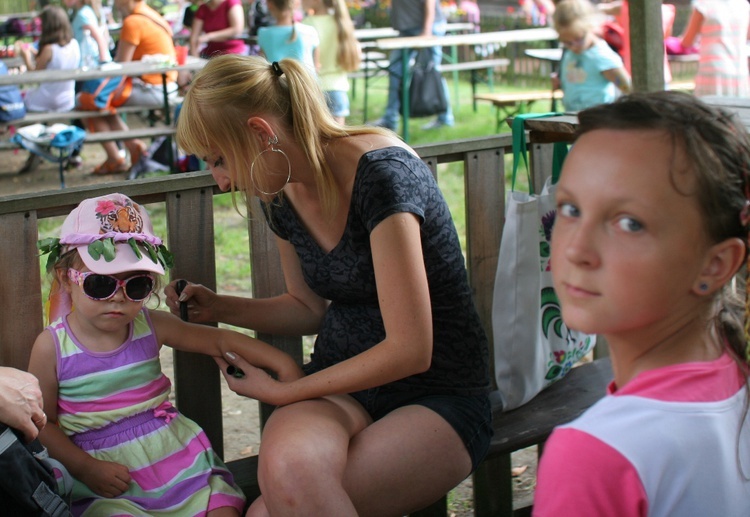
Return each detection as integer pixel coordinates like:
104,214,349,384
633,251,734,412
492,113,596,411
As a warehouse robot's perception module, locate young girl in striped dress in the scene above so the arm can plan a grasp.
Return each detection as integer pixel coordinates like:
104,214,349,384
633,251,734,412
29,193,301,516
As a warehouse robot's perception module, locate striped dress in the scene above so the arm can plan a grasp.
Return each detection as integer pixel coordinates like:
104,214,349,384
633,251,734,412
49,309,245,516
692,0,750,97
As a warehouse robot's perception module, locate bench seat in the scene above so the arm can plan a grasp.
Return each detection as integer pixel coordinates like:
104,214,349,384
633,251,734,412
223,357,612,517
0,126,176,151
15,106,151,127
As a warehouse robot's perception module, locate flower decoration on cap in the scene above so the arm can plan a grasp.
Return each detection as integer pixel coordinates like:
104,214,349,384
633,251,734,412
37,193,173,274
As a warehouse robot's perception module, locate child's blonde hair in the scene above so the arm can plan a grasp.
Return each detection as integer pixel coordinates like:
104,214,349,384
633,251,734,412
552,0,599,35
176,54,390,219
324,0,361,72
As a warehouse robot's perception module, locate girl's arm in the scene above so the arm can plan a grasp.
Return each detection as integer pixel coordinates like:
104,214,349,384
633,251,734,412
423,0,436,36
199,3,245,44
681,9,704,49
28,331,132,498
219,212,434,406
18,43,48,71
602,66,632,94
114,38,136,63
189,18,204,56
82,23,110,62
149,309,303,382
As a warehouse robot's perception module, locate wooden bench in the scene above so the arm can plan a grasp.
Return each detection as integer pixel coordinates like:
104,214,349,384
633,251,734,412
13,105,153,127
0,135,612,515
0,126,176,151
475,90,564,131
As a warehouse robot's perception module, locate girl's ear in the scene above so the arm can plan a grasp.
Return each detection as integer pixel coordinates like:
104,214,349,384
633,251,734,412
693,237,747,296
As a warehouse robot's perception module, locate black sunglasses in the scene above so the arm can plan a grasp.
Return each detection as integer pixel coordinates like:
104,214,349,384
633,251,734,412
67,269,155,302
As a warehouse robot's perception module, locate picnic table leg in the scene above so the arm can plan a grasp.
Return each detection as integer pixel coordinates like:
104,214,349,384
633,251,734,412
362,51,370,123
450,45,459,107
400,47,410,143
161,72,176,172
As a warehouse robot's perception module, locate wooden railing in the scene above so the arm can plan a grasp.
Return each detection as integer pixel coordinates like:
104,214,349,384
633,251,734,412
0,133,561,515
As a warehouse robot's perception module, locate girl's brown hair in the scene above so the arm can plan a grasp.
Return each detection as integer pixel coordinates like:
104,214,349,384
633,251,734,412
576,91,750,368
39,5,74,47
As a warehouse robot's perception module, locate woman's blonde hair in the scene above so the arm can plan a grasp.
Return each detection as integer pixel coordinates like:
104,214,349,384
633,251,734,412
176,54,389,218
552,0,599,35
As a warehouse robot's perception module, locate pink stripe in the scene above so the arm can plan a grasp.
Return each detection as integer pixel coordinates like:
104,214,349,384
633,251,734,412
58,378,169,414
129,432,213,491
208,493,246,513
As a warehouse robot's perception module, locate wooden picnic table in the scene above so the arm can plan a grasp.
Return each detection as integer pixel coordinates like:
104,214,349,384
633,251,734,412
374,27,559,142
0,56,206,126
1,57,207,175
356,22,478,123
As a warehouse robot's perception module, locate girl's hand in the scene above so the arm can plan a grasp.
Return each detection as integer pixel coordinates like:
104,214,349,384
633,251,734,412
215,353,293,406
163,280,219,324
81,458,131,497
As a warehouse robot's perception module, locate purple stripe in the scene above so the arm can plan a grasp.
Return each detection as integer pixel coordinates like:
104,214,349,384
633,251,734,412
119,471,241,511
58,345,158,382
71,407,172,449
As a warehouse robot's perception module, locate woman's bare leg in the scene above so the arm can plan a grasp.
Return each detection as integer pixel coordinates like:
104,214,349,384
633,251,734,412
248,396,471,517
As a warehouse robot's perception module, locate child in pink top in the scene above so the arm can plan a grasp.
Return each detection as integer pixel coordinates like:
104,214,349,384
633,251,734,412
533,91,750,516
190,0,246,58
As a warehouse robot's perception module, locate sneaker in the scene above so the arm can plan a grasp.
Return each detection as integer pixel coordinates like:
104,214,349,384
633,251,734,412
421,119,453,131
66,155,83,170
368,118,397,131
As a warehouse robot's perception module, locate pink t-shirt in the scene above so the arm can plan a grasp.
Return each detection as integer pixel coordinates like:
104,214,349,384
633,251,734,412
196,0,245,57
534,354,750,516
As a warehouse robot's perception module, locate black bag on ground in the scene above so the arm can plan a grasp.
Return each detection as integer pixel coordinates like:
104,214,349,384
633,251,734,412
409,48,448,118
0,424,72,516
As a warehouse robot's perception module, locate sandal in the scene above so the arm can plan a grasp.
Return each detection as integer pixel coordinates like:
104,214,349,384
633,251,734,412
128,141,149,169
92,157,128,175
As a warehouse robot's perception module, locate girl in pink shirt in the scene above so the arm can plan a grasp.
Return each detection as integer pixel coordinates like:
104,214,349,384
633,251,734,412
534,91,750,516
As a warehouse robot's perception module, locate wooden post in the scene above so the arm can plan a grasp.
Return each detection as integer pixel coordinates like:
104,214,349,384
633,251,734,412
629,0,665,93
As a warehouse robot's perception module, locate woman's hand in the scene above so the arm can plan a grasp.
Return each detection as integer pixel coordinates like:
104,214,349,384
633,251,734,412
215,353,296,406
0,367,45,442
164,280,220,324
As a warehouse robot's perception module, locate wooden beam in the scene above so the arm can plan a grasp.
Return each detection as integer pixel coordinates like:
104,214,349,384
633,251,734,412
629,0,665,92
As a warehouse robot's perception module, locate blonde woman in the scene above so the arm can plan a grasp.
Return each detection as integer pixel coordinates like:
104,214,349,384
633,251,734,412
167,55,492,516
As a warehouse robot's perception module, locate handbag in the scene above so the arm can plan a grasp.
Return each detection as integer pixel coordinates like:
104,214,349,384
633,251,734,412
491,113,596,411
408,48,448,118
77,75,133,112
0,424,73,516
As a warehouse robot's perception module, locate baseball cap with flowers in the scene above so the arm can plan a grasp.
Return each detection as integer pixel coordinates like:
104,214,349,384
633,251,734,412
38,193,173,275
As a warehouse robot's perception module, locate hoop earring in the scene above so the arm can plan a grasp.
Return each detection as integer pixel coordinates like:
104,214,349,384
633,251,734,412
250,135,291,197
